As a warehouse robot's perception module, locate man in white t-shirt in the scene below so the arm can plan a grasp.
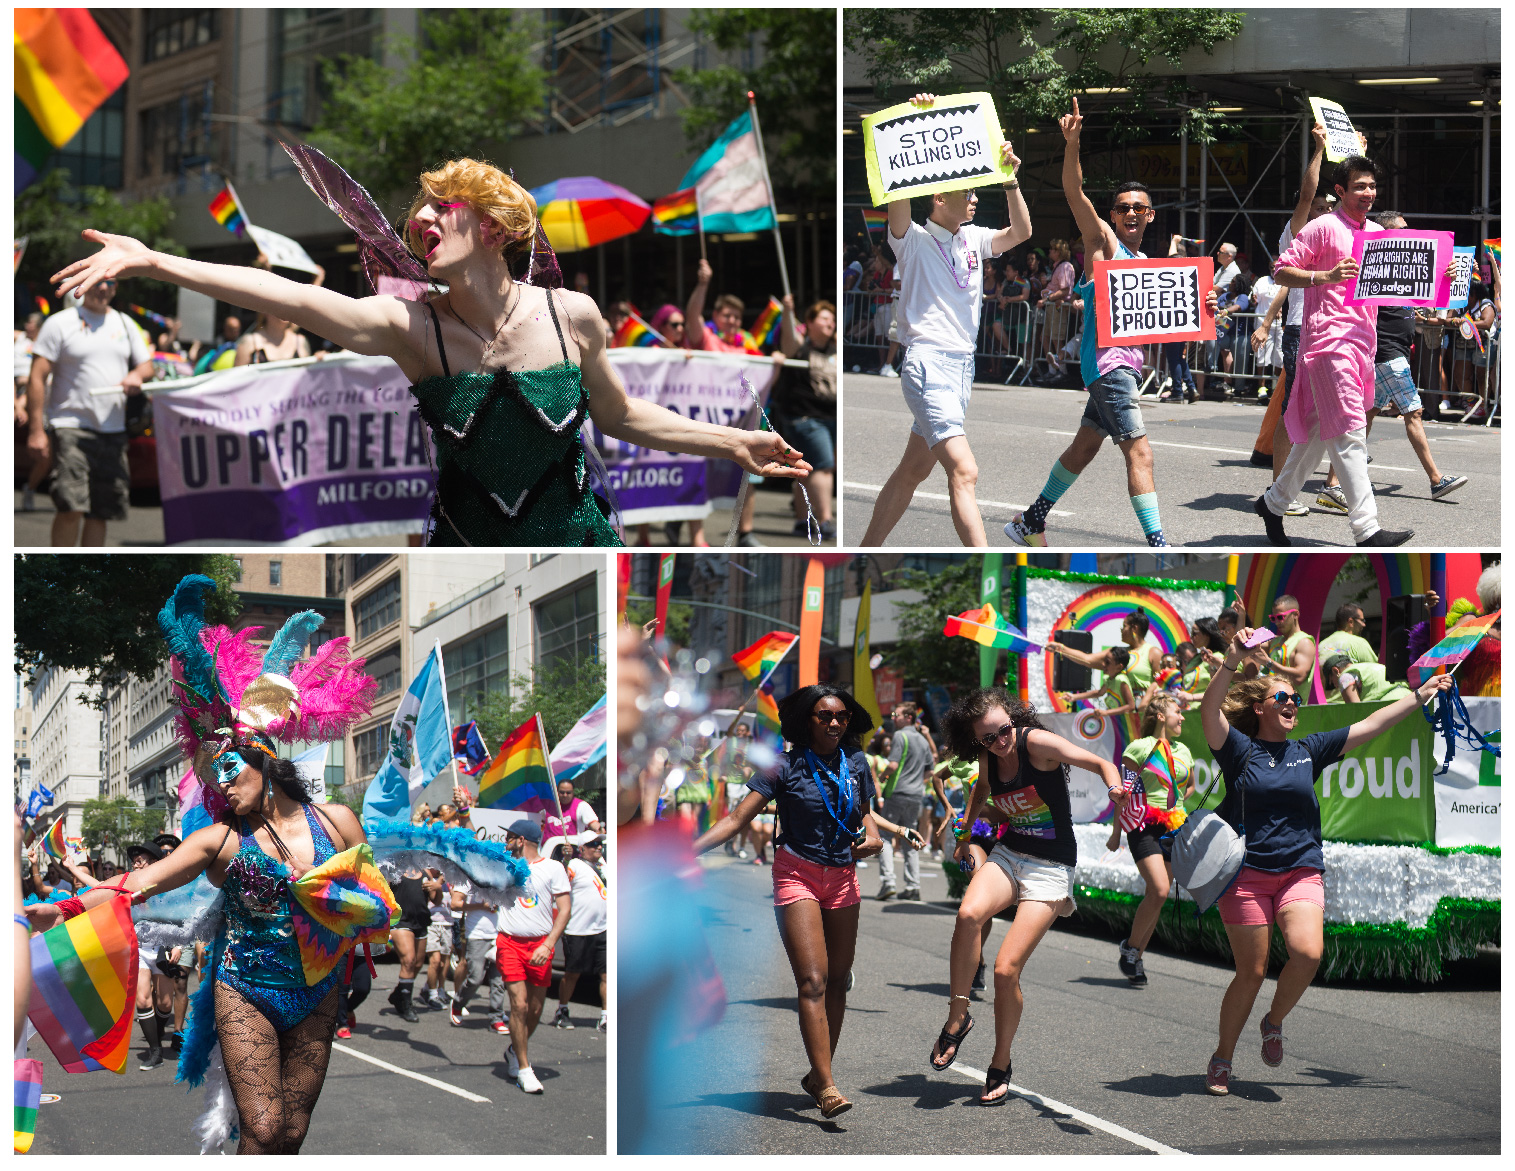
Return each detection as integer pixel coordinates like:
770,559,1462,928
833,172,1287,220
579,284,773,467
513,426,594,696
496,819,571,1094
860,92,1032,547
1213,243,1240,293
552,834,608,1033
448,879,507,1032
26,278,153,545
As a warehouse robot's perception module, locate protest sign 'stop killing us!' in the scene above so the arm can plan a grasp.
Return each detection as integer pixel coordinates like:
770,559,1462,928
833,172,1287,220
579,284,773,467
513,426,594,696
861,92,1013,207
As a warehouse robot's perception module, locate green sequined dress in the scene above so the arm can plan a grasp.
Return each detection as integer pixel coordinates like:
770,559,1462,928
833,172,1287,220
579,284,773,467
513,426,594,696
411,296,621,547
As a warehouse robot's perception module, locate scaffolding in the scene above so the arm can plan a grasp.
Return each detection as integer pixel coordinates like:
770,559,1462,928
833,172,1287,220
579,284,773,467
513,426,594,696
531,9,698,134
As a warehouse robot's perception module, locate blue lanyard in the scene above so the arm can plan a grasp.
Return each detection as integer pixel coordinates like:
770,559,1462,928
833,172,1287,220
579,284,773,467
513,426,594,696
806,749,861,848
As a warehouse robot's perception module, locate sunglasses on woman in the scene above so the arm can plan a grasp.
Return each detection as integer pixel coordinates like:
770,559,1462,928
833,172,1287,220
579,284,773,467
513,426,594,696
1270,691,1305,708
977,723,1014,748
812,711,849,726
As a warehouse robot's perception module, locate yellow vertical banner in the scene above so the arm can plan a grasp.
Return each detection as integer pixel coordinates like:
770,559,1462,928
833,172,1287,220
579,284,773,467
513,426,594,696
799,557,824,687
853,579,882,730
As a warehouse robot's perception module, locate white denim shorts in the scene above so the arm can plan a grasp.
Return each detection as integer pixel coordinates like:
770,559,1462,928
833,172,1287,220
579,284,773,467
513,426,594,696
900,345,975,448
988,842,1076,917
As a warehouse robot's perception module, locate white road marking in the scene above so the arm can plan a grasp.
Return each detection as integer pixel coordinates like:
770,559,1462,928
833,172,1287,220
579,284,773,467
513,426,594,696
947,1060,1186,1155
331,1043,492,1103
842,482,1073,517
1042,431,1422,472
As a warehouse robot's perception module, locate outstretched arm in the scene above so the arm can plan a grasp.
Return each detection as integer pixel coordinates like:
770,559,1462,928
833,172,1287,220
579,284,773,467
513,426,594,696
685,259,713,349
1201,634,1250,750
1290,123,1328,238
1344,674,1452,751
1026,729,1124,808
692,789,770,854
573,291,811,480
1060,98,1114,265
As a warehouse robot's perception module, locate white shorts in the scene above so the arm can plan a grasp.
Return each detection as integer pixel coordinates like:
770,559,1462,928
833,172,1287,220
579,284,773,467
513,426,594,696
987,842,1076,917
426,921,454,955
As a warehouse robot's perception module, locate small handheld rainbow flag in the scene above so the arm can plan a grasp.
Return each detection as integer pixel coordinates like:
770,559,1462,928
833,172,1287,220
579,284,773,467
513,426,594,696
1458,312,1486,354
943,603,1043,653
732,631,798,682
751,296,784,349
756,682,781,735
40,818,67,860
1481,238,1500,268
651,186,699,236
27,896,138,1074
478,713,558,814
35,295,50,317
207,182,247,237
1408,609,1501,688
861,207,888,230
1142,739,1181,810
130,303,171,329
611,313,659,348
14,1058,43,1154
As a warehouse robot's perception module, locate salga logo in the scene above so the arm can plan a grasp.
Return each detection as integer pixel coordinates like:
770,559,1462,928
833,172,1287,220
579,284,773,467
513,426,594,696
1321,740,1422,799
805,586,822,611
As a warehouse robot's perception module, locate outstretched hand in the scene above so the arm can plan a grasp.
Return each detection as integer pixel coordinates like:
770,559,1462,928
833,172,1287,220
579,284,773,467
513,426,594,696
1060,97,1083,142
51,230,154,300
1415,673,1455,705
735,431,811,480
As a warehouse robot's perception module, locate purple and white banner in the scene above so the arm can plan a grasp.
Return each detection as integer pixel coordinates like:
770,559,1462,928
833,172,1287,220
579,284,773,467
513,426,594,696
593,349,778,524
150,354,432,545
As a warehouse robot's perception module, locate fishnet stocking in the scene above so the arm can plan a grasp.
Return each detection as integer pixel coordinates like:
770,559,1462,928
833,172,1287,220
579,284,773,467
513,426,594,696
215,981,343,1153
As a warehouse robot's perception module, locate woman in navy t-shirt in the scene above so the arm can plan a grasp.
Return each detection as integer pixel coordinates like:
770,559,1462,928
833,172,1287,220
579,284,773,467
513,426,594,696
693,683,883,1120
1199,629,1453,1096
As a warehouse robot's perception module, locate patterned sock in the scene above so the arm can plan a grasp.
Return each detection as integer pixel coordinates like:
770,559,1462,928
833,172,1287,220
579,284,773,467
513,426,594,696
1131,493,1166,546
1025,460,1079,531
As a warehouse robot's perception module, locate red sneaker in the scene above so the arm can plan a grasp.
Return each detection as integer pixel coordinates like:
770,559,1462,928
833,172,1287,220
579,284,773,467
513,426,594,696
1206,1054,1231,1096
335,1025,352,1039
1260,1013,1284,1067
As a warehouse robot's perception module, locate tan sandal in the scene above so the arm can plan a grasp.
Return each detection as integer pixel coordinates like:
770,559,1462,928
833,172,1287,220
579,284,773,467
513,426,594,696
815,1084,852,1119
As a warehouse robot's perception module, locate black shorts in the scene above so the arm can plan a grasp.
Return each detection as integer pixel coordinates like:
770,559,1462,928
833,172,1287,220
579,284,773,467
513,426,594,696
563,931,606,975
1127,821,1173,862
394,915,430,938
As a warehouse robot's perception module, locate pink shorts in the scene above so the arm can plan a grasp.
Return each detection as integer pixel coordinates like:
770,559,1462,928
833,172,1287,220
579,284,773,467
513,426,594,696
1218,866,1325,926
771,847,861,910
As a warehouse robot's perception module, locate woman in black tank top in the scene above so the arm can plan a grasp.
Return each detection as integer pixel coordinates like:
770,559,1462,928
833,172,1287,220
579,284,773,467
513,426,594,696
928,688,1124,1105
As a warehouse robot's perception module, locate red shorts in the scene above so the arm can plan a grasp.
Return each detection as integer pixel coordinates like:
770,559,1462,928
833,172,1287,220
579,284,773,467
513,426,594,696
771,847,860,910
1218,866,1325,926
496,933,553,987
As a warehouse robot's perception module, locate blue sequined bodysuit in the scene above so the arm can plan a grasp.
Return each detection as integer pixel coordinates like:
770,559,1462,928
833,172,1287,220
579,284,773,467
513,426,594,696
217,804,340,1031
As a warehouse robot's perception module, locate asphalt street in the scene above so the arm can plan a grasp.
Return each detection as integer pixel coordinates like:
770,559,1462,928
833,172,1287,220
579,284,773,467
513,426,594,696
24,964,606,1154
640,850,1500,1155
842,373,1501,548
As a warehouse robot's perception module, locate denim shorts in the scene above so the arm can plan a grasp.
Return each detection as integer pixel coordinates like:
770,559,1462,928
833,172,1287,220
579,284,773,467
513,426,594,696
1080,364,1146,443
900,345,974,448
1373,355,1422,414
986,843,1075,917
787,415,836,471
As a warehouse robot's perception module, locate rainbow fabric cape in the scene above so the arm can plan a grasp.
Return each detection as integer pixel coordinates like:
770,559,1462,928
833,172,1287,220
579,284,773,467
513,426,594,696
40,817,66,859
14,8,129,194
611,315,657,348
207,184,246,236
943,603,1042,653
651,186,699,236
1408,609,1501,688
751,296,784,349
479,714,557,813
732,631,797,681
287,843,399,984
14,1058,43,1153
27,897,138,1074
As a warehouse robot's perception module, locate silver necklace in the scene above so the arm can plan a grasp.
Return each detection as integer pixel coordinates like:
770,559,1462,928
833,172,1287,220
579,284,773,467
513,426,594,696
449,280,521,369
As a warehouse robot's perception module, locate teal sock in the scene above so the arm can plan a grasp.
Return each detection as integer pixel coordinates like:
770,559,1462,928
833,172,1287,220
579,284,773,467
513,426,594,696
1025,461,1079,530
1130,492,1166,546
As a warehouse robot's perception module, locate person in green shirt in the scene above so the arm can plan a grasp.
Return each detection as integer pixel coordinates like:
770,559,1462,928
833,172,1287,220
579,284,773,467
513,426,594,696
1119,610,1163,694
1320,653,1412,704
1317,602,1379,667
1264,594,1317,702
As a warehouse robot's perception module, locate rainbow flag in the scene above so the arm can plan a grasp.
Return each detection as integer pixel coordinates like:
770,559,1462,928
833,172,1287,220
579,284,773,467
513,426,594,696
611,315,657,348
751,296,783,349
1481,239,1500,268
732,631,797,681
14,8,129,194
288,843,399,985
129,302,170,329
34,295,50,316
14,1058,43,1153
207,183,247,237
860,207,887,231
756,683,781,735
651,186,699,236
1142,739,1180,809
40,818,66,859
478,714,557,813
943,603,1042,653
1409,609,1501,688
27,897,138,1074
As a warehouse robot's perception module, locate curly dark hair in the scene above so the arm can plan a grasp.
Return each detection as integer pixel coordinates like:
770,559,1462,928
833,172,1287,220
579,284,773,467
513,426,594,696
942,687,1047,762
231,747,313,805
777,684,875,752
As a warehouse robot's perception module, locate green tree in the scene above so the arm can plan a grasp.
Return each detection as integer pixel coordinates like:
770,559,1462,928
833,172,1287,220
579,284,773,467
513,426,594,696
676,9,837,192
15,168,187,317
886,557,1018,700
474,655,607,753
846,9,1244,146
80,795,166,859
14,555,243,703
309,9,547,208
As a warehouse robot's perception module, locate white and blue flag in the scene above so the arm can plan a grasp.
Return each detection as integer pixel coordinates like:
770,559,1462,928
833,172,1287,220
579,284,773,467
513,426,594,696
362,642,454,821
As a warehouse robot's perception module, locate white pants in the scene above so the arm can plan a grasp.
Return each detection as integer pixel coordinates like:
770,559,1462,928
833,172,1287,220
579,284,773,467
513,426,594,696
1264,426,1378,542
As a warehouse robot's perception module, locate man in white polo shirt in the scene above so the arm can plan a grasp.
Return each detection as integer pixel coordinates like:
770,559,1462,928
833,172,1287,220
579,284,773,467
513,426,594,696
860,92,1032,547
26,278,153,545
496,818,571,1094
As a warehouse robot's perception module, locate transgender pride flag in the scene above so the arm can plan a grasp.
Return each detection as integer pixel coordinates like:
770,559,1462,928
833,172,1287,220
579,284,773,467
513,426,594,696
550,695,607,782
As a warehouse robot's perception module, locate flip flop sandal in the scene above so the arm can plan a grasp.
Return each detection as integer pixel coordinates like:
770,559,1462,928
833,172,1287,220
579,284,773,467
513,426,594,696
816,1084,853,1119
800,1071,821,1109
981,1063,1012,1107
929,1011,974,1071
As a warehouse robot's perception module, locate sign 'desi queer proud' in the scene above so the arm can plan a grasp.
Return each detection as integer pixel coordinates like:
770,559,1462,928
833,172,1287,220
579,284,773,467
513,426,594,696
1092,257,1217,348
862,92,1013,208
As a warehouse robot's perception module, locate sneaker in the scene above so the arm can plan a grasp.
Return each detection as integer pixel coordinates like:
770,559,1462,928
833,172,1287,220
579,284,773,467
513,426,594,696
751,852,765,865
1004,512,1048,548
971,961,986,991
492,1020,510,1035
737,532,765,548
336,1024,352,1039
791,520,809,537
517,1066,544,1094
900,888,921,902
1315,485,1348,514
1206,1054,1232,1095
505,1046,520,1078
1117,939,1140,980
449,997,464,1027
1129,953,1147,987
21,485,35,512
878,364,897,377
819,520,836,541
1284,500,1310,517
1440,398,1454,413
876,886,896,901
552,1005,574,1030
737,849,749,860
597,1012,607,1033
1430,474,1468,500
846,970,856,992
1260,1012,1285,1067
1253,495,1290,546
139,1048,163,1071
1357,528,1413,547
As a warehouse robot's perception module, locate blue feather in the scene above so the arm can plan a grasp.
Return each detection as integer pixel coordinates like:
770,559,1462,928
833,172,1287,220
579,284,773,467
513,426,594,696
159,575,227,702
176,932,224,1088
364,818,532,892
261,610,324,678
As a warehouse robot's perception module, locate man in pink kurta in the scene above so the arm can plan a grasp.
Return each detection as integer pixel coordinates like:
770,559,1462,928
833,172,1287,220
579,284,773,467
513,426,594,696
1258,155,1412,548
